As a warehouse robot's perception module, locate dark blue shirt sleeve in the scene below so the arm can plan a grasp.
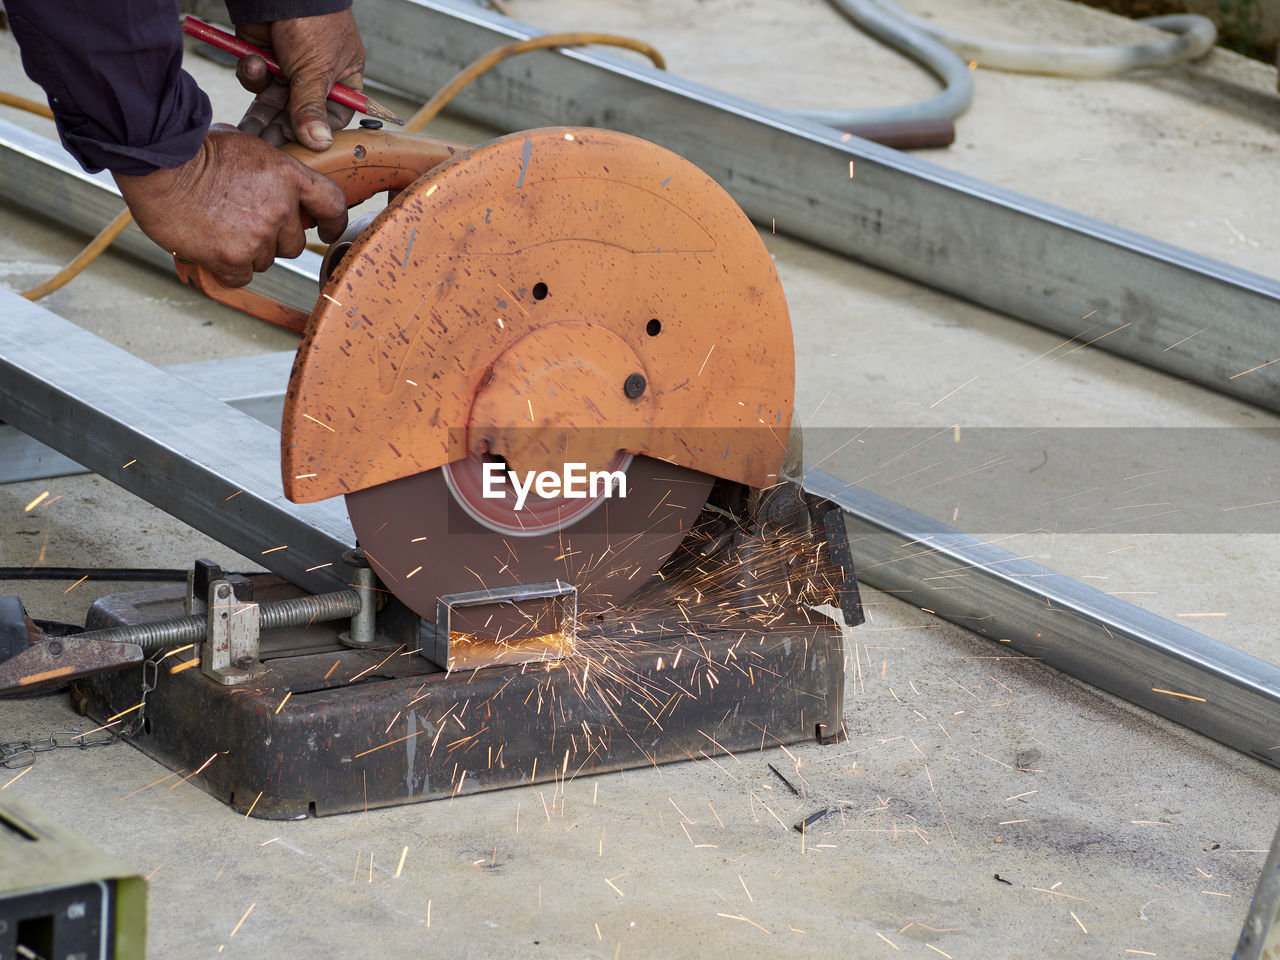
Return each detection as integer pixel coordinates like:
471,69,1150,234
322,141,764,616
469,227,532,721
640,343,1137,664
5,0,212,176
224,0,351,24
4,0,353,177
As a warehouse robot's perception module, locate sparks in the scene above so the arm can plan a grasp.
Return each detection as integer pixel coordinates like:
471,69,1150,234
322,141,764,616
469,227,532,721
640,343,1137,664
2,766,33,789
24,491,50,512
697,344,717,376
228,903,255,938
1151,687,1207,703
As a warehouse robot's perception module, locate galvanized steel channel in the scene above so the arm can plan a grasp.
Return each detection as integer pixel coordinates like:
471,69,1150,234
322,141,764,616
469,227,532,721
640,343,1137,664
354,0,1280,413
0,290,352,594
804,468,1280,771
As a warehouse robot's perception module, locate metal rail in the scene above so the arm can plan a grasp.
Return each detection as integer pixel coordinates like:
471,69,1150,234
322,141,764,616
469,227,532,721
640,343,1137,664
351,0,1280,412
2,288,1275,769
3,9,1278,412
0,351,294,484
0,290,351,594
804,469,1280,770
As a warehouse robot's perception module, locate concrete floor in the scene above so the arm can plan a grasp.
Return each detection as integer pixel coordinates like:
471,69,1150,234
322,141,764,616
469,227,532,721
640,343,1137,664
2,0,1280,956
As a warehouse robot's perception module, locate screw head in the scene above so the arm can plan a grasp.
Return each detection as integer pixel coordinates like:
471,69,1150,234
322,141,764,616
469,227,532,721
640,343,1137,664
217,583,231,599
623,373,647,399
47,640,64,657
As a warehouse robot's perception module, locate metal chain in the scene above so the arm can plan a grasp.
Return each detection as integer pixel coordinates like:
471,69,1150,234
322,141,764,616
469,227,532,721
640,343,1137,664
0,728,118,769
124,654,160,737
0,652,162,770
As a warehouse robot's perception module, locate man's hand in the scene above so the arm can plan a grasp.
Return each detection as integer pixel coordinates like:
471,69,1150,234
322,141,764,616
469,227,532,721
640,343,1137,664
114,125,348,289
233,10,366,151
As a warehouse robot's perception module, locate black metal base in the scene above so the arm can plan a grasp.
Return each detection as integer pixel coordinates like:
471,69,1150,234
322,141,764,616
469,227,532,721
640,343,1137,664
71,489,858,819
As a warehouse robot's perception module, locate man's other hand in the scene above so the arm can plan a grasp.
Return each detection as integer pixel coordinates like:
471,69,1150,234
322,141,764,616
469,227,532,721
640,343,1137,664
233,9,366,151
113,125,348,289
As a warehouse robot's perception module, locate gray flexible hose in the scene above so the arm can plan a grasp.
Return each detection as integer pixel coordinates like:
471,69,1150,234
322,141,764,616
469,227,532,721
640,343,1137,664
792,0,1218,128
793,0,975,125
870,0,1217,77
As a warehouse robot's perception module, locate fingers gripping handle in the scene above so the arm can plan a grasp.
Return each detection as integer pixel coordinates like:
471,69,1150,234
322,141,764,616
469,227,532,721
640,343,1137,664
282,129,464,209
173,130,465,327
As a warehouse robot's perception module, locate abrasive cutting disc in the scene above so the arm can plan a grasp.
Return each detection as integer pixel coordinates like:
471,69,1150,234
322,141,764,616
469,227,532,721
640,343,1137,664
347,457,714,640
282,127,795,639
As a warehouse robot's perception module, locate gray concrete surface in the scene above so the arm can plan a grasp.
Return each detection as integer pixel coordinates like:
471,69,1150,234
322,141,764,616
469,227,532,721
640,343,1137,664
2,1,1280,957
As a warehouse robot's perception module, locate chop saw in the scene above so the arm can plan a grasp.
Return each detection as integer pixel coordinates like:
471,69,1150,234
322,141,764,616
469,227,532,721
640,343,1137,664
2,126,863,817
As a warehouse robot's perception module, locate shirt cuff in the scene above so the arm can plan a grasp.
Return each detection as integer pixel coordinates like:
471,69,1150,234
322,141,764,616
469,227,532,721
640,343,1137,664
52,69,212,177
223,0,352,25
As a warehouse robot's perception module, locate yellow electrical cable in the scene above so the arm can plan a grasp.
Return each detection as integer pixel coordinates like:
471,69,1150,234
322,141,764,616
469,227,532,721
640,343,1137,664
405,32,666,133
1,90,137,300
20,208,134,301
4,29,666,299
0,90,54,119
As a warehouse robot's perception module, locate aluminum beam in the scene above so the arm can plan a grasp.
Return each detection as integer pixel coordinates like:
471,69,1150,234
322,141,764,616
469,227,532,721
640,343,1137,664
355,0,1280,413
804,468,1280,772
0,290,352,593
0,118,321,312
0,283,1274,769
0,351,294,484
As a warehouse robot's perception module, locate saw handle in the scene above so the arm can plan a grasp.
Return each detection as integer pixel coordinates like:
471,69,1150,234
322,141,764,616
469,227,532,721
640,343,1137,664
172,129,465,330
281,128,464,209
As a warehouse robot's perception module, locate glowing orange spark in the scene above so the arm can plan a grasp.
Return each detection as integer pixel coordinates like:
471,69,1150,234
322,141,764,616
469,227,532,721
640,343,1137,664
169,753,218,789
228,903,255,938
24,491,50,512
1032,887,1089,901
1151,688,1206,703
697,344,716,376
105,702,144,723
116,770,183,801
1229,357,1279,380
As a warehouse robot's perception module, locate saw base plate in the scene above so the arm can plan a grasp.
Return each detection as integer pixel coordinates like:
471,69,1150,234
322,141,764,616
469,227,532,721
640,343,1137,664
70,487,859,818
71,580,843,819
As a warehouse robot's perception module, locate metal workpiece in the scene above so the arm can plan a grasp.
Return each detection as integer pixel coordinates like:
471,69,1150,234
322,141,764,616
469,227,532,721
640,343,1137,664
0,117,322,312
0,290,353,594
804,468,1280,771
0,351,295,485
354,0,1280,412
5,14,1279,410
1235,818,1280,959
426,580,578,671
